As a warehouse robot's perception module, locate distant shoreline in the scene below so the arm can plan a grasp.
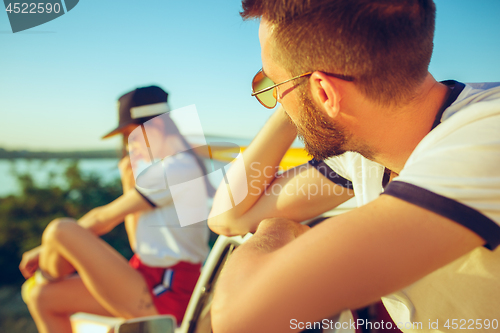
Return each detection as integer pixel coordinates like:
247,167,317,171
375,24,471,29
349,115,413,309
0,135,301,160
0,148,121,160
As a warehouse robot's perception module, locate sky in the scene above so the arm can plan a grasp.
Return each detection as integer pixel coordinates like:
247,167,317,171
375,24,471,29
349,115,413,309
1,0,499,152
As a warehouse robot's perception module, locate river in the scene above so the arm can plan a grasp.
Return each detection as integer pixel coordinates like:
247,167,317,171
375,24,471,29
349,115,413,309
0,158,229,198
0,159,121,197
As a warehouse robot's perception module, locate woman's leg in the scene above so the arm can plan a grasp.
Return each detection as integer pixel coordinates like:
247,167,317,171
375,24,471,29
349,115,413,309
29,218,158,331
27,276,113,333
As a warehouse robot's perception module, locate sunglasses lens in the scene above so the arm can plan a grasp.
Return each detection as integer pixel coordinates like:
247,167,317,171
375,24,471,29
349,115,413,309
252,70,277,108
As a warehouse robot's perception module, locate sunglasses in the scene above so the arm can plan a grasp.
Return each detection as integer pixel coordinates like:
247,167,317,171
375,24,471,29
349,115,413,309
251,68,355,109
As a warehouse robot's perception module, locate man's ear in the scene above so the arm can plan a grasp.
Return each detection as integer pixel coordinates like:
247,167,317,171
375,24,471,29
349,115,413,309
308,71,341,119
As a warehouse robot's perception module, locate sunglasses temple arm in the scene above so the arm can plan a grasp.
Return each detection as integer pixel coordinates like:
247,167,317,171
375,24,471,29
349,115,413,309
252,72,312,96
251,86,274,96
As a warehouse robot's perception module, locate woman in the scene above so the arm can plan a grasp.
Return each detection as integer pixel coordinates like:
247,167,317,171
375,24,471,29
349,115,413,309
19,86,212,333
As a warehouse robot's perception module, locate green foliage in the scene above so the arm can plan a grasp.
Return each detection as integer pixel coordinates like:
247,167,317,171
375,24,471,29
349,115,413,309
0,160,132,287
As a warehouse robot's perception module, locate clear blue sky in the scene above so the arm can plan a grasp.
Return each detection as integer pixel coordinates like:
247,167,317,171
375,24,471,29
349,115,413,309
1,0,499,151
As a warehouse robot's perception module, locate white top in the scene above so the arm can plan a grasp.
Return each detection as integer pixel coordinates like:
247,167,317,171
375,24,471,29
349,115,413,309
317,82,500,332
134,152,210,267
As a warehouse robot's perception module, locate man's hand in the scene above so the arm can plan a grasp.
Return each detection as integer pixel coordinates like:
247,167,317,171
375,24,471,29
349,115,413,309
118,156,135,192
19,246,42,279
254,218,311,251
212,218,311,332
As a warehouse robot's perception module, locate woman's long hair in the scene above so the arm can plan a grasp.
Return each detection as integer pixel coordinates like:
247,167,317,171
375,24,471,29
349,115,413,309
163,116,216,197
124,114,216,197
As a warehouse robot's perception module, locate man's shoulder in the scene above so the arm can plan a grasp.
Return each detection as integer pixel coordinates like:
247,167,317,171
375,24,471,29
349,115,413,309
466,82,500,91
443,81,500,121
409,97,500,165
425,81,500,147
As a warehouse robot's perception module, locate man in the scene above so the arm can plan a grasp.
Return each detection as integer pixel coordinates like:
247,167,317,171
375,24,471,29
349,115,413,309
208,1,500,332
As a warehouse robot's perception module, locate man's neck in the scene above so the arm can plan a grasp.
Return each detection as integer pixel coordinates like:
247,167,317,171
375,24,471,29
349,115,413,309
345,74,450,173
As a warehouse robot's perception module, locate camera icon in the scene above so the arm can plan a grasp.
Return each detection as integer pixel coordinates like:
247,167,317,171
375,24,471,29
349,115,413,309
129,105,248,227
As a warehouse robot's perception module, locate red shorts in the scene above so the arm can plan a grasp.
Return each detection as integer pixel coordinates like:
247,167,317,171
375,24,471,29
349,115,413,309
129,254,201,324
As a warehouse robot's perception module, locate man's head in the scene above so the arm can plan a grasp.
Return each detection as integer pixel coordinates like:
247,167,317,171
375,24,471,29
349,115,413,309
246,0,436,160
243,0,436,106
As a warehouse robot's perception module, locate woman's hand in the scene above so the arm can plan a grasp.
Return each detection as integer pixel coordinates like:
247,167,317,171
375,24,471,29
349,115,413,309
119,156,135,192
19,246,42,279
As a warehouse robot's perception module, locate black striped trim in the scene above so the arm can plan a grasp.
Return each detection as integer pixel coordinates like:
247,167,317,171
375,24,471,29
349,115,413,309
431,80,466,130
135,187,156,208
308,158,353,189
382,168,391,188
382,181,500,250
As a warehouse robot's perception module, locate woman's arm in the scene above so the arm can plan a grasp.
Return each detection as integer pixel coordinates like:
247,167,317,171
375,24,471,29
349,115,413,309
77,189,152,236
78,156,151,236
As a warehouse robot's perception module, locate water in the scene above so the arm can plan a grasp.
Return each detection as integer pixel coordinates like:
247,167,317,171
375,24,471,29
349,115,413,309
0,159,121,197
0,158,228,198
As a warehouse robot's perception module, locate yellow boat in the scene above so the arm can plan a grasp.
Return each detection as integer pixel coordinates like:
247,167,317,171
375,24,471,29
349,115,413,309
193,144,310,171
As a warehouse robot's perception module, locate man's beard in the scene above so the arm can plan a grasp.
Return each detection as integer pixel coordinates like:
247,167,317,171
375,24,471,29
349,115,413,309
292,94,349,161
286,92,375,161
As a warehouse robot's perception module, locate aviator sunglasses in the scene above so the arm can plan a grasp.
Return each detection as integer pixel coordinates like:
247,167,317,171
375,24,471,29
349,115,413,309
251,68,355,109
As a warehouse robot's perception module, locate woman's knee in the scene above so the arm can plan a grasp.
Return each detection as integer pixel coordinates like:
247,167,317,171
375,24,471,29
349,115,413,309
42,218,78,245
27,282,73,320
26,282,51,310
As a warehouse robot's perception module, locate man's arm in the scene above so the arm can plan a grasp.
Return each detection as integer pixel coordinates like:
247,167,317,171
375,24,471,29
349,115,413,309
211,195,485,333
208,107,354,236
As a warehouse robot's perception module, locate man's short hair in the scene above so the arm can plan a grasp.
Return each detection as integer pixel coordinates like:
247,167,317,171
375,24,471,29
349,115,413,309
242,0,436,106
